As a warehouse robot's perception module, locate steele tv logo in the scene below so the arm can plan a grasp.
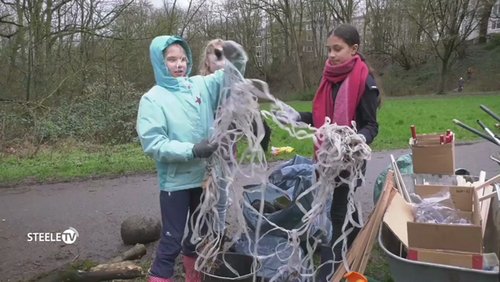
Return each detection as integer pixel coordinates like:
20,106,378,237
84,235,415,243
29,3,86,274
27,227,79,244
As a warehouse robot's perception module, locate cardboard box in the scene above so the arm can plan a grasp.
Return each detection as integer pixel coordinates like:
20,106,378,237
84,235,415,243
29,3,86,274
407,248,484,269
383,184,483,254
411,134,455,175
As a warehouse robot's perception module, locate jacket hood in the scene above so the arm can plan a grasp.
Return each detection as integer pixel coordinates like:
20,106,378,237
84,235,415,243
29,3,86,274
150,35,193,90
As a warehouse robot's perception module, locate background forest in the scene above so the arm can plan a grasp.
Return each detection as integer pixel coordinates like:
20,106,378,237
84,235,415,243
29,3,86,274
1,0,499,152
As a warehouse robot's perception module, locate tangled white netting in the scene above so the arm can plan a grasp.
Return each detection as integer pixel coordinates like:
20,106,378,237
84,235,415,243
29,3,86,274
191,62,372,281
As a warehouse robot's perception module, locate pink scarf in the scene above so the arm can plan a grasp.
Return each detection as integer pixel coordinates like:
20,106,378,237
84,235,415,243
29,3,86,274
312,55,368,128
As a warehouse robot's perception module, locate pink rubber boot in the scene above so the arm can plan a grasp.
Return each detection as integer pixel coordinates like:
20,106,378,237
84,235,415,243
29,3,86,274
148,276,173,282
183,255,201,282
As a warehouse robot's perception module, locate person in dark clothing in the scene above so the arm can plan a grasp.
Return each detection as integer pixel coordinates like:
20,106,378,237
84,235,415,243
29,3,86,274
276,24,380,281
252,118,272,152
458,76,465,92
298,71,379,143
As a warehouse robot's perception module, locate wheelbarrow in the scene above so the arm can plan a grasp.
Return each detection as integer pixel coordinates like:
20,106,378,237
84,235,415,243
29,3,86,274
453,104,500,166
378,224,499,282
378,169,500,281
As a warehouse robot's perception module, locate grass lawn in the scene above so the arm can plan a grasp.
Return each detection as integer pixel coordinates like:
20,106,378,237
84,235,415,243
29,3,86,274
266,92,500,155
0,142,154,186
1,93,499,187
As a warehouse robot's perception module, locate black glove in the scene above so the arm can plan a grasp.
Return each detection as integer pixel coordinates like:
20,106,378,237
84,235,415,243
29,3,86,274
222,40,246,61
192,140,218,158
222,40,248,74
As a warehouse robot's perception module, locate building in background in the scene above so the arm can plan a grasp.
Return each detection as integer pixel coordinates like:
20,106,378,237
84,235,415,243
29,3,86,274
467,0,500,41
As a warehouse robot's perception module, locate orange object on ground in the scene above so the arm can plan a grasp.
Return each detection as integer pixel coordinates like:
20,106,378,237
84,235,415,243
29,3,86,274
344,271,367,282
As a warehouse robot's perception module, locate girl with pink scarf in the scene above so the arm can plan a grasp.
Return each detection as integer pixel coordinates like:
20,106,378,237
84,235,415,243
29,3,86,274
283,24,381,281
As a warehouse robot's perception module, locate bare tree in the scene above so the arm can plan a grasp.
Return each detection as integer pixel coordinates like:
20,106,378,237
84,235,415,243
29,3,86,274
365,0,430,70
304,0,332,60
324,0,360,23
0,7,22,38
223,0,268,76
0,0,132,102
247,0,308,90
477,0,496,44
404,0,479,93
179,0,207,36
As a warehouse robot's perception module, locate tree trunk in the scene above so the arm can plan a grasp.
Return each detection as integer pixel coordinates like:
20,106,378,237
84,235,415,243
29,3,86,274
294,45,305,90
438,58,449,94
290,27,305,90
478,0,494,44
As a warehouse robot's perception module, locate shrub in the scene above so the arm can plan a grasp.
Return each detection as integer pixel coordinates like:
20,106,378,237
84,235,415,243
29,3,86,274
36,76,142,145
484,34,500,51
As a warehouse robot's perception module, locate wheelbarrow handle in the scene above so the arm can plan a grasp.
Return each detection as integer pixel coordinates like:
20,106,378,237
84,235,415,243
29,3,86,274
480,104,500,123
477,119,500,145
453,119,499,146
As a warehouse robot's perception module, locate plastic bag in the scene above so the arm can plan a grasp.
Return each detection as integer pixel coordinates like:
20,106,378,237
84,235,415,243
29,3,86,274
373,154,413,204
412,191,471,225
243,155,332,241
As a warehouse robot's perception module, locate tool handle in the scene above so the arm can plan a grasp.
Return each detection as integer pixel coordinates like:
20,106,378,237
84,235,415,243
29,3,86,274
453,119,498,145
477,119,500,145
477,119,488,131
410,125,417,144
480,104,500,123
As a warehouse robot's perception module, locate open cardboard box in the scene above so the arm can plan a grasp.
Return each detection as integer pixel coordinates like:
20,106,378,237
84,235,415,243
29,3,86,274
383,184,484,269
411,134,455,175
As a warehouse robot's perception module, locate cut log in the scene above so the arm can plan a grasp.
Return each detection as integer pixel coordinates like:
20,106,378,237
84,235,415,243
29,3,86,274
82,261,144,281
109,243,147,263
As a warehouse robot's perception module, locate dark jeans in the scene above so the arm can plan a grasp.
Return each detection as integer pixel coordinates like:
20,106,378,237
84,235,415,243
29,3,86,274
317,163,365,282
150,188,203,279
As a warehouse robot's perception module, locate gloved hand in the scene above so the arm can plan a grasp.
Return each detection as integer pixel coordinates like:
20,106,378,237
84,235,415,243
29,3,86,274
192,140,218,158
273,103,301,125
358,134,367,143
222,40,248,74
222,40,247,62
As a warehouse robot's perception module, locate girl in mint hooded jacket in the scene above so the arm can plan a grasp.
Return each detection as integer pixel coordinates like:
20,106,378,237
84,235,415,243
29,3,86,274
136,35,246,282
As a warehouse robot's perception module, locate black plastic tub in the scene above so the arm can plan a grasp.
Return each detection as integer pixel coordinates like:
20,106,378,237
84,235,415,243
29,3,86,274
201,252,260,282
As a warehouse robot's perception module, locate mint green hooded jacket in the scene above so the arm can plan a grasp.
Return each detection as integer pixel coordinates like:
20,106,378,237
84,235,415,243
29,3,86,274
136,35,225,192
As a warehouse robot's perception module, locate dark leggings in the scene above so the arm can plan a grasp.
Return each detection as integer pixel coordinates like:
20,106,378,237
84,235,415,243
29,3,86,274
149,188,203,279
317,164,365,282
318,184,360,281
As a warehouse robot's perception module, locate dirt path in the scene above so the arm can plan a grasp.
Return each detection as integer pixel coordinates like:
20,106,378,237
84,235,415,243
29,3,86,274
0,141,498,281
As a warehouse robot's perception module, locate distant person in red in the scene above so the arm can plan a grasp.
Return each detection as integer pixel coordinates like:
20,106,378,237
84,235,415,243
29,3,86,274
466,67,473,81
